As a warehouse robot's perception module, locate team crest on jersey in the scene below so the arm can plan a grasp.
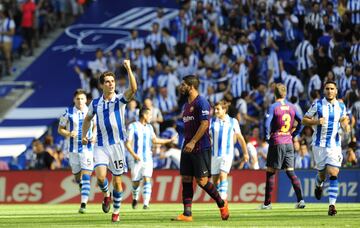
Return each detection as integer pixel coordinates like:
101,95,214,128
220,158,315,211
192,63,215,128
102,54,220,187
189,106,194,112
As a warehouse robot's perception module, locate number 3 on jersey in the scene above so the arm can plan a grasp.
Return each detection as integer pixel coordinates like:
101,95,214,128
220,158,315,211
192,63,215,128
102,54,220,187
281,113,291,133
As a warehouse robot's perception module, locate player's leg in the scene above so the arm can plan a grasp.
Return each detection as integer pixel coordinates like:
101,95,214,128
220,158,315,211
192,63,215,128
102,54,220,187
68,153,81,188
172,151,194,221
111,175,123,222
283,144,304,208
325,146,342,216
194,149,228,220
109,143,127,222
262,144,281,209
94,146,111,213
313,146,326,200
142,162,153,209
131,161,142,209
218,156,232,201
327,166,340,216
78,150,94,213
211,156,221,192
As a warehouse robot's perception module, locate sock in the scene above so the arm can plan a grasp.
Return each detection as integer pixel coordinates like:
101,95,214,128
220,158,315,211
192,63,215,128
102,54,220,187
98,178,109,195
132,185,140,201
329,176,338,205
316,173,324,187
219,180,228,200
113,190,123,214
199,181,224,208
286,171,303,202
182,182,193,216
80,174,91,204
143,180,152,206
264,172,275,205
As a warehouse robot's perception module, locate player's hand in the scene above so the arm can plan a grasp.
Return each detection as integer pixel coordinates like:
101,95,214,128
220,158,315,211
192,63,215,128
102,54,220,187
81,137,89,145
133,154,141,162
184,140,196,153
69,131,77,138
243,153,249,162
171,134,178,143
123,59,131,70
317,117,325,125
90,136,97,144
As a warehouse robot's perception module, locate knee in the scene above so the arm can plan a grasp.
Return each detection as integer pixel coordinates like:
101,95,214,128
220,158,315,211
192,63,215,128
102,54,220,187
182,176,193,183
97,176,106,184
196,178,208,187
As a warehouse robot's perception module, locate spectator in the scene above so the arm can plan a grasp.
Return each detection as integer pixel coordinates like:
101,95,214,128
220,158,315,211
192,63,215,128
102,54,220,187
30,139,55,170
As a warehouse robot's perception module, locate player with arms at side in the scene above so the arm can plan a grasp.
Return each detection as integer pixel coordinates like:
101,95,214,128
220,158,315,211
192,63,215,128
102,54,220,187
173,75,229,222
210,100,249,200
260,83,305,209
302,81,350,216
81,60,137,222
125,107,177,210
58,89,96,213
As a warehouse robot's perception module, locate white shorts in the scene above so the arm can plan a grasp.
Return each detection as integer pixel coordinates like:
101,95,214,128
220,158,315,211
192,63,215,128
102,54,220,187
131,160,153,181
313,146,343,171
94,143,127,176
68,150,94,174
211,156,233,175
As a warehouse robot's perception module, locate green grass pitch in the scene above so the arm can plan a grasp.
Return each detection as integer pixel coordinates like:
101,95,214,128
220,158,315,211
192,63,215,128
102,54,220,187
0,203,359,227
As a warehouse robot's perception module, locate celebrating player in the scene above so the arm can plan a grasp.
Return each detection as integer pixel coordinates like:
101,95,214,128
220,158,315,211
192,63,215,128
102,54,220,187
82,60,137,222
125,107,177,210
58,89,96,213
302,81,350,216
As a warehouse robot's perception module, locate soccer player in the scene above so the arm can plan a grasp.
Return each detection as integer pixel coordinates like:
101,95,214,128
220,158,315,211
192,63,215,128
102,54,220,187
173,75,229,222
81,60,137,222
58,89,95,213
260,83,305,209
302,81,350,216
125,107,177,210
210,100,249,200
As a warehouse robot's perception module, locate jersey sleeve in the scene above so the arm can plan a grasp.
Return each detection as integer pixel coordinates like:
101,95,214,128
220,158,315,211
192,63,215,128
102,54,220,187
233,118,241,134
265,104,275,141
59,109,69,127
87,100,96,118
117,93,130,106
304,100,318,117
127,123,135,141
198,97,210,121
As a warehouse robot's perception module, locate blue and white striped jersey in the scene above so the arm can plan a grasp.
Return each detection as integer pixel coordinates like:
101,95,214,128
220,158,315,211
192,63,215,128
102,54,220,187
146,32,163,50
127,121,156,162
305,98,347,148
135,54,158,81
281,71,304,99
210,115,241,157
347,0,360,25
295,40,314,71
87,93,128,147
230,63,250,98
308,74,322,98
350,43,360,64
59,106,94,153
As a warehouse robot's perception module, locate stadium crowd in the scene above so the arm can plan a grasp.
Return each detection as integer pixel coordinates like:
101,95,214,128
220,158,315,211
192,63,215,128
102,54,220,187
0,0,86,78
20,0,360,171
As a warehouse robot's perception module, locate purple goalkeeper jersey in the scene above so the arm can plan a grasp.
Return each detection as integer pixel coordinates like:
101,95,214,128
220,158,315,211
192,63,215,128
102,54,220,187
182,95,211,152
265,100,302,145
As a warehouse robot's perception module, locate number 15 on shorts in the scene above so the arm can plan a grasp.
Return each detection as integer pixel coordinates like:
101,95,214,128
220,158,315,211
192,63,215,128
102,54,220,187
114,160,124,170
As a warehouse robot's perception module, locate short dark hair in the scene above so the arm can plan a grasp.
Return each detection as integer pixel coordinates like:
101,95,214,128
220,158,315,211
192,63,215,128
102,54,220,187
73,88,87,97
324,80,337,88
274,83,287,99
183,75,200,90
139,107,151,118
99,71,116,84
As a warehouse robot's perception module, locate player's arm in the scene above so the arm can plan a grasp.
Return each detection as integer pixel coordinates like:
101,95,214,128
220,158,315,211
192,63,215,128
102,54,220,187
236,132,249,162
125,124,140,161
125,139,140,161
265,105,274,141
184,120,209,153
57,110,76,138
82,115,93,145
302,101,324,126
152,135,178,145
123,59,138,101
90,119,97,144
292,110,303,137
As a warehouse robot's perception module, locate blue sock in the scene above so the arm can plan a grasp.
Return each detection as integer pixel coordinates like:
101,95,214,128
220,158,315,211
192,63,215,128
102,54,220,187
113,190,123,213
329,176,338,205
81,174,91,204
98,178,109,193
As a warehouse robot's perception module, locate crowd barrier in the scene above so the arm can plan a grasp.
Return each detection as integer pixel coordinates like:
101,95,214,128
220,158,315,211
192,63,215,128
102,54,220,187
0,169,358,204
